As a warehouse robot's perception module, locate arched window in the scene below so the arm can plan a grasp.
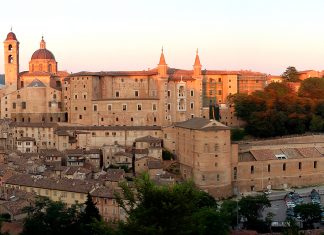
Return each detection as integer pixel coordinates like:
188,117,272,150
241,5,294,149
8,55,13,63
31,64,34,72
39,64,43,71
48,64,52,72
8,44,12,51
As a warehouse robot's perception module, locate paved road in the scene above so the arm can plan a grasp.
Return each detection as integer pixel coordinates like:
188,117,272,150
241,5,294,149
262,186,324,226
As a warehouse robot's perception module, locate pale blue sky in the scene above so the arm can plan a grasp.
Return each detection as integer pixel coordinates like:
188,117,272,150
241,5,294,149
1,0,324,74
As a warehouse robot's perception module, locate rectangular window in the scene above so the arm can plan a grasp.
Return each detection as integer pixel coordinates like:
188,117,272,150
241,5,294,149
167,90,171,97
250,165,254,174
79,115,82,119
12,102,16,109
22,102,26,109
314,161,317,169
152,104,157,111
134,90,139,97
298,162,302,170
107,104,112,111
137,104,142,111
115,91,120,97
122,104,127,111
218,90,222,95
268,164,271,172
167,103,171,110
190,102,194,110
93,105,97,111
190,90,194,97
283,163,286,171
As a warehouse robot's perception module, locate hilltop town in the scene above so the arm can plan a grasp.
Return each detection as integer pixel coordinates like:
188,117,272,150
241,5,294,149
0,31,322,233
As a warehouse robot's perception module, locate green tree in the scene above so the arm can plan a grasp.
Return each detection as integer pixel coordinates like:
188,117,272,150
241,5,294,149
281,66,300,82
315,100,324,117
239,194,271,232
299,77,324,99
310,115,324,132
294,203,322,229
282,218,300,235
115,173,229,235
21,196,83,235
231,129,245,141
79,193,102,235
220,200,239,229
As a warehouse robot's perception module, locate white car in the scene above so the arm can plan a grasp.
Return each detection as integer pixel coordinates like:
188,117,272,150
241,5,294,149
286,201,296,208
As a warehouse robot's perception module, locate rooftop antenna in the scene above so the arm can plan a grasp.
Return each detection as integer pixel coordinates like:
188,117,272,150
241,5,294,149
10,26,12,32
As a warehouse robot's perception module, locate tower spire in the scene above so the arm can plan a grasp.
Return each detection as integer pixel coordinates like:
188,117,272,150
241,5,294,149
159,46,166,65
193,48,202,76
40,35,46,49
158,47,167,76
194,48,201,66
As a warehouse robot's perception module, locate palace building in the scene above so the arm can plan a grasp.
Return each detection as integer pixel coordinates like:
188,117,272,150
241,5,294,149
3,31,321,200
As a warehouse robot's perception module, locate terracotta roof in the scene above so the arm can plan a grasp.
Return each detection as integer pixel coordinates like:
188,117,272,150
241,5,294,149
5,174,96,193
54,130,70,136
65,149,84,155
114,151,132,157
19,71,52,77
91,186,115,198
99,169,125,182
175,118,229,131
10,122,58,128
69,70,158,77
250,149,276,161
31,48,55,60
296,147,322,158
16,137,35,141
65,166,91,175
281,148,303,159
56,125,161,131
6,32,17,41
39,149,64,157
27,78,46,88
1,199,30,216
147,160,163,169
135,135,162,143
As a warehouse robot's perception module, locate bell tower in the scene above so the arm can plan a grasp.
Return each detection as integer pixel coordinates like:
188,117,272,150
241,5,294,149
4,30,19,93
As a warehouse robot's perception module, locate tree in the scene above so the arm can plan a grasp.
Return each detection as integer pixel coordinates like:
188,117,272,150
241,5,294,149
231,129,245,141
281,66,299,82
309,115,324,132
298,77,324,99
239,194,271,232
79,193,102,235
21,196,83,235
294,203,322,229
81,193,101,222
115,173,229,235
220,200,239,229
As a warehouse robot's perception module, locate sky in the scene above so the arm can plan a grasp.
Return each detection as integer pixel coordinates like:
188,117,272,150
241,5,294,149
1,0,324,75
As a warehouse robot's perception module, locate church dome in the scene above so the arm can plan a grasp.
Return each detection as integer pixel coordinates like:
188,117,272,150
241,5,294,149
30,36,56,60
31,49,55,60
6,32,17,40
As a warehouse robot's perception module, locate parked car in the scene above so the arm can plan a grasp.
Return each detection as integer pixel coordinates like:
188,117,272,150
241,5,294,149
286,201,296,208
310,189,321,205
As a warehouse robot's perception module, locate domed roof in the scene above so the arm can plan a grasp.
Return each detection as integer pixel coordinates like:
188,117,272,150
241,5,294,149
30,36,56,60
31,49,55,60
6,32,17,41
